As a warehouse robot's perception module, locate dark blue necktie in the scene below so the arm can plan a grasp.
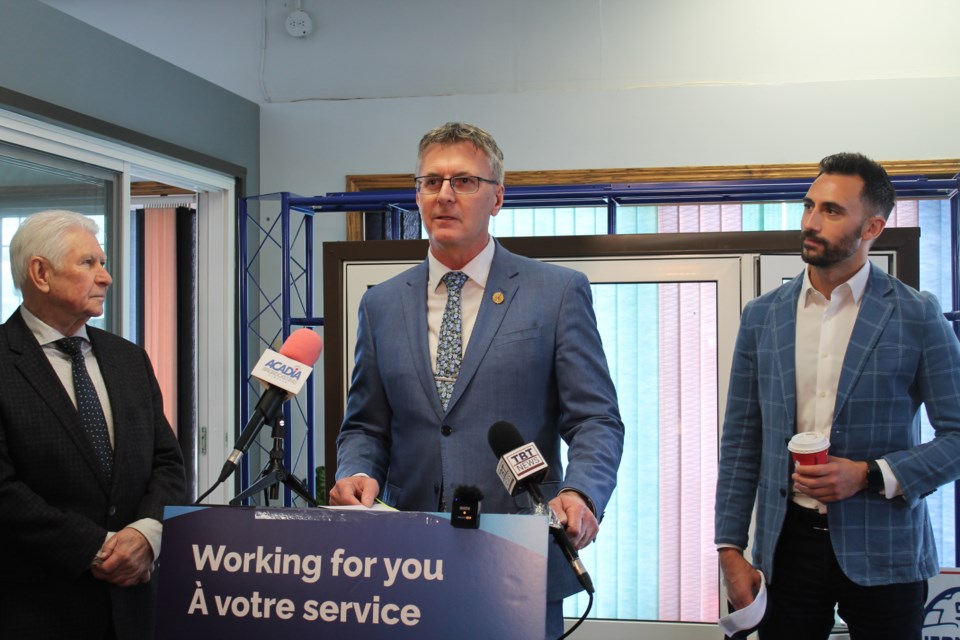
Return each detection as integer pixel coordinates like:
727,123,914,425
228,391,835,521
56,337,113,479
435,271,468,411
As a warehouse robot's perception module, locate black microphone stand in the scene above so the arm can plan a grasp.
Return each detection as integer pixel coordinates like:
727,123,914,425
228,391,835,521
229,415,318,507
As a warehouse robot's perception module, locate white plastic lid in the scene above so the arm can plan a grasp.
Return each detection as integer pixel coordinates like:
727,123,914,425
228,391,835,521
787,431,830,454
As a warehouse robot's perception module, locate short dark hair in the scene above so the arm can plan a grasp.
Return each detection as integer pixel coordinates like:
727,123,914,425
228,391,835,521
417,122,504,184
817,152,896,220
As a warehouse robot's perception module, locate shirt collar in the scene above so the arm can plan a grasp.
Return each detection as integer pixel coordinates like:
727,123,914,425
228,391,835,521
19,305,90,346
428,236,496,291
801,260,871,307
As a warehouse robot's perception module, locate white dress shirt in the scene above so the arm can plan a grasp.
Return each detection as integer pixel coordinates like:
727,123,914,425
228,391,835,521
427,237,496,369
794,263,898,511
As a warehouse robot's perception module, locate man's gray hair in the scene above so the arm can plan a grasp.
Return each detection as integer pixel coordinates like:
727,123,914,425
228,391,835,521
417,122,505,184
10,210,100,291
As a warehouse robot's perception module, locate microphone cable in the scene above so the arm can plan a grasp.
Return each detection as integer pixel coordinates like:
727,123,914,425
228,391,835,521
558,590,593,639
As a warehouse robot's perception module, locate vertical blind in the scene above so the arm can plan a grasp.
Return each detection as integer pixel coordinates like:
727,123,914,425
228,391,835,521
143,207,179,434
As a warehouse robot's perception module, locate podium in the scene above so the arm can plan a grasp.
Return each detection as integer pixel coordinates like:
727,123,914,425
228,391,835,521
156,506,548,639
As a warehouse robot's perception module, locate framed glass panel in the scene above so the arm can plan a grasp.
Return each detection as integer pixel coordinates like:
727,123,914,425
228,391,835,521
0,140,117,330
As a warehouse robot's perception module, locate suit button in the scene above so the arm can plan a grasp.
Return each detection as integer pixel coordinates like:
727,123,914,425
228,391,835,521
108,506,117,516
441,425,453,436
779,489,787,497
433,483,440,495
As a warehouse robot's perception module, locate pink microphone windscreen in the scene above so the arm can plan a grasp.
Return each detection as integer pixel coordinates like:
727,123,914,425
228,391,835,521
279,328,323,365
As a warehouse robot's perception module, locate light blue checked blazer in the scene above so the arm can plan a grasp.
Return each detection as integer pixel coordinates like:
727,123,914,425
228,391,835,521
715,263,960,586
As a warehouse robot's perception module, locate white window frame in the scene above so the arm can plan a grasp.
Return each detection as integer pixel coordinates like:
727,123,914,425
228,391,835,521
0,108,236,505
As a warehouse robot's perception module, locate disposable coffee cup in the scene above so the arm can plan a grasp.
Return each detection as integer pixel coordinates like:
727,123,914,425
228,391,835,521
788,432,830,466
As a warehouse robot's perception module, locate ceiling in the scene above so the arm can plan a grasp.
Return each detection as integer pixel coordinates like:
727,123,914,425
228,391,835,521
38,0,551,106
35,1,960,108
40,0,280,105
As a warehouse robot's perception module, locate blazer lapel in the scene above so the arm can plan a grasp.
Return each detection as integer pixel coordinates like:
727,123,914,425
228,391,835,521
834,265,894,421
446,243,518,412
770,275,802,430
6,310,111,493
400,262,446,418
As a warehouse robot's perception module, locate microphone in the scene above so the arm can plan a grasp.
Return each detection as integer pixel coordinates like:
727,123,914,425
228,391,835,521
487,420,595,594
217,329,323,484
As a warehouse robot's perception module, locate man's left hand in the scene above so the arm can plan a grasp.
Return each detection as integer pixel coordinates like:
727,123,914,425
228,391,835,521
91,527,154,587
548,491,598,550
793,455,865,503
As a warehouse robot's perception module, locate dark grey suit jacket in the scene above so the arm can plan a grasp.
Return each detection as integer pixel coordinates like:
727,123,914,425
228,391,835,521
0,308,186,639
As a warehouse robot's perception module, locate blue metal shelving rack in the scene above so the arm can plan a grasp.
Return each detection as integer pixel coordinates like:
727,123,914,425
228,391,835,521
237,174,959,507
238,192,322,506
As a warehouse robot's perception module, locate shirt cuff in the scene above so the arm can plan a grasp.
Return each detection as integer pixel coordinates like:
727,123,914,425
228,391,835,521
876,458,902,499
559,488,596,515
92,532,113,566
126,518,163,560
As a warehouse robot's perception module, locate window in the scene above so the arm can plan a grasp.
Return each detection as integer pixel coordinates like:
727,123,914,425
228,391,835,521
489,197,956,622
0,106,237,505
337,162,960,629
0,141,115,330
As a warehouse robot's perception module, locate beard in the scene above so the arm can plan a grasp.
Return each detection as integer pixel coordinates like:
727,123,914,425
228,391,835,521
800,228,862,267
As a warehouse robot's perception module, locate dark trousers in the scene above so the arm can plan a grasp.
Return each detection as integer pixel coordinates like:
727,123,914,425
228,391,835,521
759,501,926,640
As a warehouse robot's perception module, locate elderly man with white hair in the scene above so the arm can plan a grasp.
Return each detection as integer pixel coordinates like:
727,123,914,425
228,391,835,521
0,210,185,640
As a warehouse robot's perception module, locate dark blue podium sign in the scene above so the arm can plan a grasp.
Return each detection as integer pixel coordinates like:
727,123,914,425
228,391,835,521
157,507,547,639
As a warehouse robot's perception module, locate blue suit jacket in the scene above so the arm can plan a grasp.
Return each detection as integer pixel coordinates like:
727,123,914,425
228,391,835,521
715,263,960,586
337,241,624,599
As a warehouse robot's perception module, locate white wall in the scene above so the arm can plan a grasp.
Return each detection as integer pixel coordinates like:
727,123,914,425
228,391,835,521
257,0,960,464
261,76,960,228
260,0,960,198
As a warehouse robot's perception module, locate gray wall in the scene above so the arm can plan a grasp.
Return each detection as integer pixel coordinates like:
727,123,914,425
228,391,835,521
0,0,259,195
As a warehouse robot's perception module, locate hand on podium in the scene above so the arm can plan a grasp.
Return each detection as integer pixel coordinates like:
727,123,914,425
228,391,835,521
329,475,381,507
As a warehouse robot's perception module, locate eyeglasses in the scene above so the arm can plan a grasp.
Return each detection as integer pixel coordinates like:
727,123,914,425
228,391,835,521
414,175,499,194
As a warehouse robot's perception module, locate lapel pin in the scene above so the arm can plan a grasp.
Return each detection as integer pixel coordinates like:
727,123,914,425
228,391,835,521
492,291,504,305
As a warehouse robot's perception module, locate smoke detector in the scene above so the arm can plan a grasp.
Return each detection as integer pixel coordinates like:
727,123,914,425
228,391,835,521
285,9,313,38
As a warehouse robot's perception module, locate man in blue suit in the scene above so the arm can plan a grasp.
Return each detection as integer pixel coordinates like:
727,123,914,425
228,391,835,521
330,122,624,638
715,153,960,639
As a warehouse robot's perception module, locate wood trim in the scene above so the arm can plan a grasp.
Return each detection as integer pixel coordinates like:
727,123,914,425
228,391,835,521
346,211,365,241
343,160,960,240
131,181,194,197
348,159,960,188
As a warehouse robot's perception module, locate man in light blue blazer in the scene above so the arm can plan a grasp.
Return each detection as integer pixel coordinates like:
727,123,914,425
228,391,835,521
330,122,624,638
715,153,960,639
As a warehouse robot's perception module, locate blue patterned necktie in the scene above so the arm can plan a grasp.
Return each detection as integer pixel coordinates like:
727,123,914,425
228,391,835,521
56,337,113,479
435,271,468,411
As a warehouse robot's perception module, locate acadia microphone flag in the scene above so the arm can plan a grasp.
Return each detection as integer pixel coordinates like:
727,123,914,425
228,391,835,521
218,329,323,484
